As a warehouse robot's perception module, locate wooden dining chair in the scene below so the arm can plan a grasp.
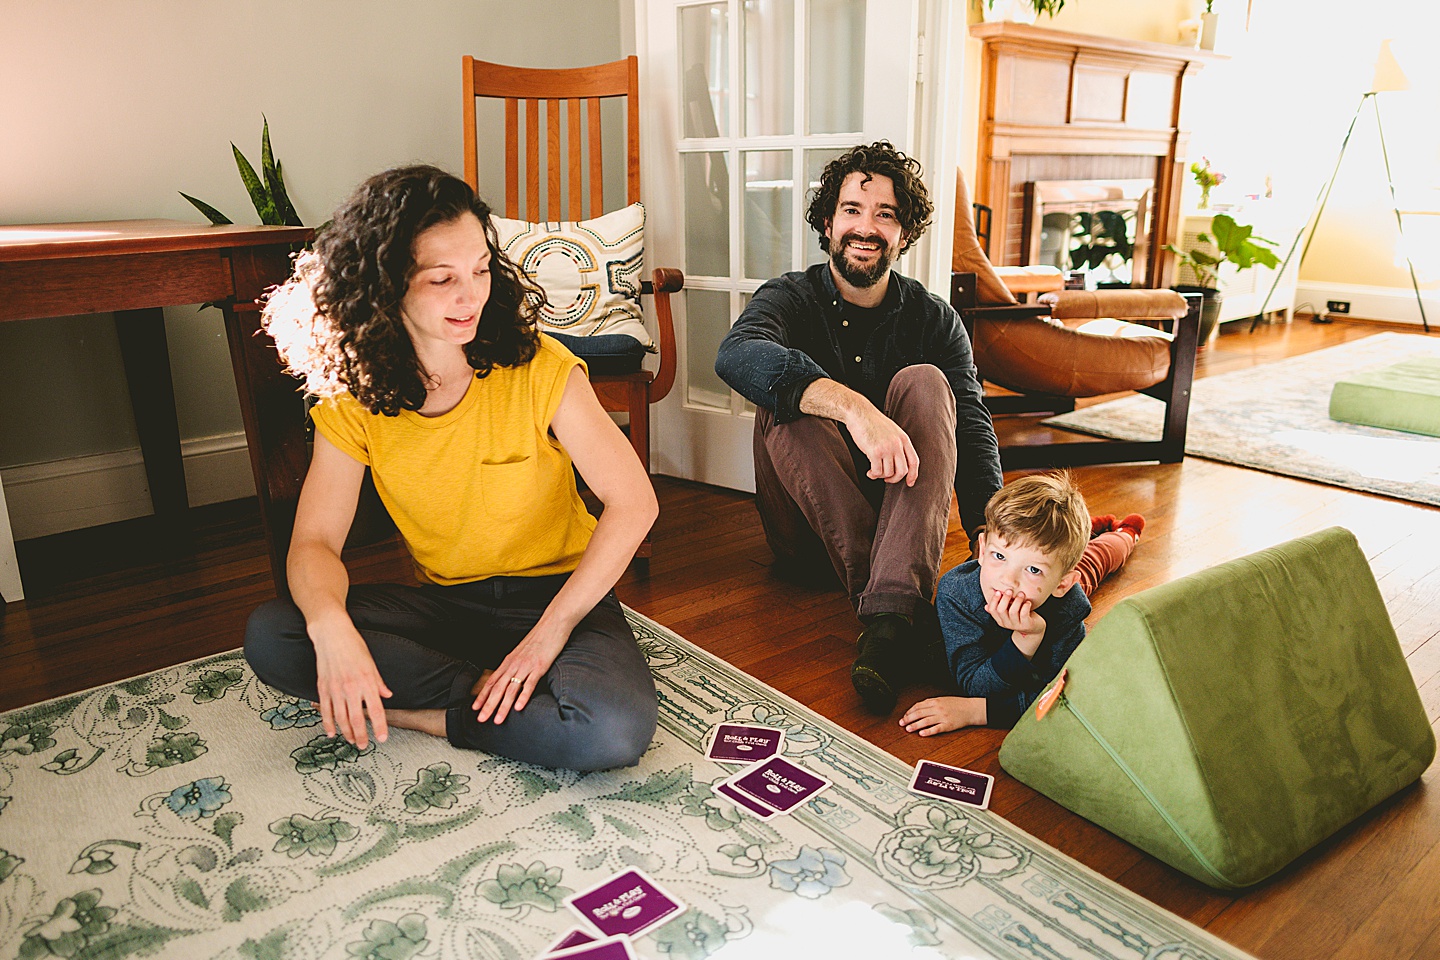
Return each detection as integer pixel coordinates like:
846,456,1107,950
463,55,683,559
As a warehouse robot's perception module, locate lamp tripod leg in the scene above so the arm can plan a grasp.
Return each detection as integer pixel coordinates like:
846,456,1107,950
1250,94,1369,333
1372,96,1430,333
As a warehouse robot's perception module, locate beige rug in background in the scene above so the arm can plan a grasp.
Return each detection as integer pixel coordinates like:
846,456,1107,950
1046,332,1440,506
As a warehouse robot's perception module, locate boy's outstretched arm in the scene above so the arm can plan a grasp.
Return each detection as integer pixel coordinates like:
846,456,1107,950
900,696,986,736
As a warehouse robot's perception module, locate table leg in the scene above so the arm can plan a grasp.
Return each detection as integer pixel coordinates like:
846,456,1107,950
0,472,22,602
114,307,190,532
221,246,308,598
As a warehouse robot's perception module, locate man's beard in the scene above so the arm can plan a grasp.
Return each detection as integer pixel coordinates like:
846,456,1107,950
829,232,896,289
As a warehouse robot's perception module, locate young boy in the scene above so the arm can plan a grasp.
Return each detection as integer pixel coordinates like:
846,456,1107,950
900,472,1142,736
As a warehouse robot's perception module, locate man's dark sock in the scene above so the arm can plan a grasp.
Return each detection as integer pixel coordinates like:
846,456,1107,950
851,613,911,714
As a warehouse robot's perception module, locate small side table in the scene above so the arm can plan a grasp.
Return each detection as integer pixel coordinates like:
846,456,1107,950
0,220,312,601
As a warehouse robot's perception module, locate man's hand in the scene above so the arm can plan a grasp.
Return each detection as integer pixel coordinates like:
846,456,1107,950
312,622,392,749
472,618,569,725
985,588,1047,658
799,379,919,485
846,402,920,485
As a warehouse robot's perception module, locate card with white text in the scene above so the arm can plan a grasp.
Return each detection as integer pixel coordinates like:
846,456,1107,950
565,868,684,939
727,756,830,814
706,723,785,765
908,760,994,809
546,934,638,960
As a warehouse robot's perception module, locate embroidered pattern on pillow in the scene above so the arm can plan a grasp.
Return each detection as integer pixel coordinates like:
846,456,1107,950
492,203,653,350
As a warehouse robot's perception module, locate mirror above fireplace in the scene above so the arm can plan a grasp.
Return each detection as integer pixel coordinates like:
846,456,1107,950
1022,179,1154,289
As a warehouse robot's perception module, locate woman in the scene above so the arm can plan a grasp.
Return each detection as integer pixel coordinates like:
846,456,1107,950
244,165,659,771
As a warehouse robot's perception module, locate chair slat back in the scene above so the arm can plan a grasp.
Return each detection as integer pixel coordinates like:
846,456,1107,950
463,56,640,223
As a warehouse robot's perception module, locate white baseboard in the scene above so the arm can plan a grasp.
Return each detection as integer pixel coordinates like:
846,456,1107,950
1294,281,1438,326
0,432,255,541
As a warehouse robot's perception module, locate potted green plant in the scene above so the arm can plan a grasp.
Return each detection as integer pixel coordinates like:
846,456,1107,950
1190,157,1225,210
181,117,306,229
1199,0,1219,50
1167,213,1281,342
982,0,1066,24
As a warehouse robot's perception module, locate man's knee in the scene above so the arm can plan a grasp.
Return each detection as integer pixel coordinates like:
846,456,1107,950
888,364,952,407
888,365,957,439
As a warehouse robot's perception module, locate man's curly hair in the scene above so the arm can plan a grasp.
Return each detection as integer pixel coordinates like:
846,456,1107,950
804,140,934,255
262,165,542,417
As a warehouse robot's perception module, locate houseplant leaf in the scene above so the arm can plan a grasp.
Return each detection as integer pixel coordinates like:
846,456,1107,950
260,117,302,227
232,142,280,225
179,193,233,226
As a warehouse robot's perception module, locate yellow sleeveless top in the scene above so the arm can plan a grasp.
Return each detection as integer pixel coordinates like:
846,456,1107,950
311,336,595,584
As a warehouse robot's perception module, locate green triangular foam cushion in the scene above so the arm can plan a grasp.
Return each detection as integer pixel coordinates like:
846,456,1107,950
999,526,1435,888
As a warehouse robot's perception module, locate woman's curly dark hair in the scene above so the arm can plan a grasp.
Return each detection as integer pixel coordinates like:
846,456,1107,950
804,141,934,255
263,165,543,416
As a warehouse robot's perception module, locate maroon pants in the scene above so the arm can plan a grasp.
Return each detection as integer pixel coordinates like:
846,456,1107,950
753,365,957,619
1074,530,1136,597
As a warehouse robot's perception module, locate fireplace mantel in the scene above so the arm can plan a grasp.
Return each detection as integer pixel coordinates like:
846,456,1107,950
969,22,1221,288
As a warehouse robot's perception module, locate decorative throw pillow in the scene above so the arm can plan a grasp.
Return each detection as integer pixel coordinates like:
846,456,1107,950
491,202,653,351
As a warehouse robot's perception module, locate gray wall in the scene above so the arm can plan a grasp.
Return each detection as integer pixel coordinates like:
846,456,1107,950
0,0,625,471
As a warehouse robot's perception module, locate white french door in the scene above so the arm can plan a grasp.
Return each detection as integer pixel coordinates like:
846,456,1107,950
638,0,922,491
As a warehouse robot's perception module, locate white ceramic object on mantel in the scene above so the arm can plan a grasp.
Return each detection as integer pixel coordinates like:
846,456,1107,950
982,0,1039,25
1199,11,1218,50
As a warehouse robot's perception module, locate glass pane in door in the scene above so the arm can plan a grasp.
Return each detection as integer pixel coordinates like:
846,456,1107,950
807,0,865,134
684,152,730,279
743,150,793,280
685,288,735,409
803,147,846,266
743,0,795,137
680,3,730,139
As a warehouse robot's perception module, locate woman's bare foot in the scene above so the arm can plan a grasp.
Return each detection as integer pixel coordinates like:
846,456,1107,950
386,709,447,738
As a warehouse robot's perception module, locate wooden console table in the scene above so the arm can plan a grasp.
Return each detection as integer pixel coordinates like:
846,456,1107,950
0,220,312,601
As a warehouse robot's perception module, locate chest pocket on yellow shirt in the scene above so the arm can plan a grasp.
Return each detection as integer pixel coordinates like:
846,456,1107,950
479,457,540,521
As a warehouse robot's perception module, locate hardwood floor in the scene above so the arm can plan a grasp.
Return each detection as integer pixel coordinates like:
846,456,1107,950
3,317,1438,959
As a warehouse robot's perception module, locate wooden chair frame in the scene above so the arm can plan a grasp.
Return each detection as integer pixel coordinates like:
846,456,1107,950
951,272,1200,470
463,55,683,558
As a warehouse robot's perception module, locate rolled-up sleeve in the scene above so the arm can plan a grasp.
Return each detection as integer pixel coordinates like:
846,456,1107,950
715,280,828,423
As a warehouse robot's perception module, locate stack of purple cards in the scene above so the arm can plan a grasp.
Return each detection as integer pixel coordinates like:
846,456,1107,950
716,755,832,820
545,868,685,958
907,760,995,809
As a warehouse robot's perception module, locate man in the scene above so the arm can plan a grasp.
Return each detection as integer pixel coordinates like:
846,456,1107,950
714,141,1002,714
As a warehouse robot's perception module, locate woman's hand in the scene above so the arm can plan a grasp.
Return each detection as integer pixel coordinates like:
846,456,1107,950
472,617,570,724
312,620,392,748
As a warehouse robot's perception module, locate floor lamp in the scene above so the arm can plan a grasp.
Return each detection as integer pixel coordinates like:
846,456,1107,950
1253,40,1430,333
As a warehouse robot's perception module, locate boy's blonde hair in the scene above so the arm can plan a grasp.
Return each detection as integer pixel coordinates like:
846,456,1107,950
983,472,1090,573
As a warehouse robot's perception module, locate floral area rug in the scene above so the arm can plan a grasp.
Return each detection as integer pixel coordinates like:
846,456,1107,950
0,609,1254,960
1045,332,1440,506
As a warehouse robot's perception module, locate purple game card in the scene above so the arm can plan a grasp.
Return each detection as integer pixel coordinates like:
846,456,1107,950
706,723,784,764
546,935,637,960
545,929,598,954
908,760,994,809
728,756,830,813
565,868,684,939
716,780,778,819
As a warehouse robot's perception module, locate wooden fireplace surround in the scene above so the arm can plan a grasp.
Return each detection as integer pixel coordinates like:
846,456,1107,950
969,22,1220,289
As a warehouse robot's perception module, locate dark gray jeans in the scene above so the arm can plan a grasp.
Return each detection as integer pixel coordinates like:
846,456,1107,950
753,364,958,619
243,574,657,771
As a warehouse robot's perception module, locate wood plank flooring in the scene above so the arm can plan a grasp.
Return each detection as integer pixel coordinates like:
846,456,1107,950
3,317,1438,959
